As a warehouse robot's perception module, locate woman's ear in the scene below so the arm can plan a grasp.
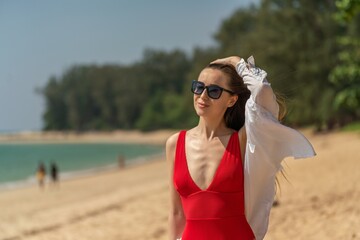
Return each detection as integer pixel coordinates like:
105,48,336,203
228,95,238,107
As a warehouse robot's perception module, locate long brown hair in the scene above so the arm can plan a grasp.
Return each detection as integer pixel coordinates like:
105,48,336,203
206,63,251,131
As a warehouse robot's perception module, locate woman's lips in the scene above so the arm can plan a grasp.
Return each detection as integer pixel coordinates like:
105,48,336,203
197,102,209,108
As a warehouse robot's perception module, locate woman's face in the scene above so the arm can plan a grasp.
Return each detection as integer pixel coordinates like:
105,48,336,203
193,68,237,118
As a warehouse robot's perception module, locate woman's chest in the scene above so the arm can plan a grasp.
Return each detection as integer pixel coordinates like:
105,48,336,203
183,137,243,192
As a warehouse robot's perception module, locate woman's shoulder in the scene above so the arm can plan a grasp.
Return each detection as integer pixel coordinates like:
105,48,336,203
165,130,187,165
238,126,246,137
166,127,196,150
166,131,181,150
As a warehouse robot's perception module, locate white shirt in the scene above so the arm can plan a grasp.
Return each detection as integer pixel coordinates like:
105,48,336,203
237,56,316,240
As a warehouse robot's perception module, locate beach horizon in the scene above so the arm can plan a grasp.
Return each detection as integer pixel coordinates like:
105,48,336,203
0,129,178,145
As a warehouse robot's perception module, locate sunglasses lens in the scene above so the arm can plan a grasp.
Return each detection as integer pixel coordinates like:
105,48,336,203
207,86,222,99
192,81,205,95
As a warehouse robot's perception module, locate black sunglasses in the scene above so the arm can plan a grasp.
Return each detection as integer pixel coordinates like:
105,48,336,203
191,80,235,99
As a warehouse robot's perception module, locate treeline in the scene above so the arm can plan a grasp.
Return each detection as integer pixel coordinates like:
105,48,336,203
40,0,360,132
41,50,194,131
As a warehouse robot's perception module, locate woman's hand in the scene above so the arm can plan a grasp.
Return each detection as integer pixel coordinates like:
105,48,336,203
210,56,241,67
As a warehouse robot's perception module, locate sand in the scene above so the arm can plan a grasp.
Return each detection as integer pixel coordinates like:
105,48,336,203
0,129,359,240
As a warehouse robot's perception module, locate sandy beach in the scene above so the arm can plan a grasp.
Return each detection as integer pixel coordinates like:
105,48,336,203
0,129,359,240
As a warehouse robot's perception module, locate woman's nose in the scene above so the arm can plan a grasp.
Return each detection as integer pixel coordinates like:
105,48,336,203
200,88,209,100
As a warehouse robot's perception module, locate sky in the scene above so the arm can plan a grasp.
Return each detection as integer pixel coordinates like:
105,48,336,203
0,0,258,132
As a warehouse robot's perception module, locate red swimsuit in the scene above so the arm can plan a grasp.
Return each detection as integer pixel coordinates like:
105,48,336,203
174,131,255,240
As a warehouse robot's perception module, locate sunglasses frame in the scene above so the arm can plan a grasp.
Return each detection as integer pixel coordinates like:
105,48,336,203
191,80,235,99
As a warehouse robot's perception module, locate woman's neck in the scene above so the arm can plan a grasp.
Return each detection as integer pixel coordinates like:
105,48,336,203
195,117,233,140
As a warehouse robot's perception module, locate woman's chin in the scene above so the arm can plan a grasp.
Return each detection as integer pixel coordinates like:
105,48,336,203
195,108,203,115
195,108,210,117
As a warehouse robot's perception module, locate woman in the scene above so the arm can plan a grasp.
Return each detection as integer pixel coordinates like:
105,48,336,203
166,56,316,240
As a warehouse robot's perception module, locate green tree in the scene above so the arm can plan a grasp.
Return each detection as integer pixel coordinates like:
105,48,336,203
329,0,360,126
215,0,340,130
41,76,68,130
135,49,191,130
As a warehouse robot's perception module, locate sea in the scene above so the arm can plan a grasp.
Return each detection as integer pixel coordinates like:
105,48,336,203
0,141,164,190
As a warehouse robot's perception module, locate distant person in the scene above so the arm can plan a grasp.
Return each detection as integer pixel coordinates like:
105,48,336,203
118,155,125,169
166,56,316,239
36,162,46,189
50,162,59,187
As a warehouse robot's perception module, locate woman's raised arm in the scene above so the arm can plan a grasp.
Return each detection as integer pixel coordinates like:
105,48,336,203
211,56,279,119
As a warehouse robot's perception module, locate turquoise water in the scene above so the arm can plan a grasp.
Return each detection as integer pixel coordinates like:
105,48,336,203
0,142,163,188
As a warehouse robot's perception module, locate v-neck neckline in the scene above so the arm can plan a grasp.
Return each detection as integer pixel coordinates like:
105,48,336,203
183,131,235,192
